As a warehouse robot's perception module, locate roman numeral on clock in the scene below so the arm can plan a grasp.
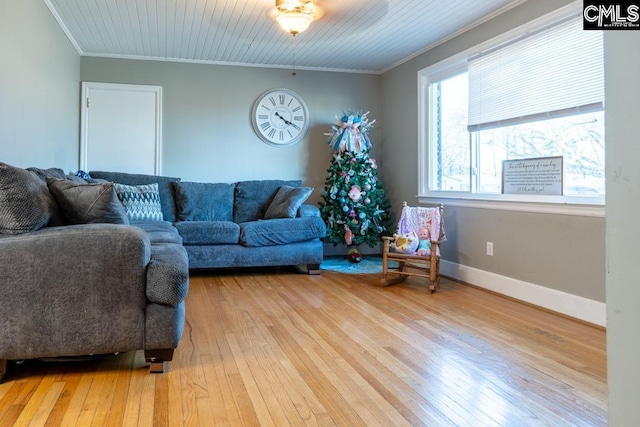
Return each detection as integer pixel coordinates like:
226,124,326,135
260,122,271,131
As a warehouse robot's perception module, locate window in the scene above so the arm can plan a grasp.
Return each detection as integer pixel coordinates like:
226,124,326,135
419,7,605,214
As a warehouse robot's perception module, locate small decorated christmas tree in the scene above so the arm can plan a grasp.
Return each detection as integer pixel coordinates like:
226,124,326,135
319,111,391,262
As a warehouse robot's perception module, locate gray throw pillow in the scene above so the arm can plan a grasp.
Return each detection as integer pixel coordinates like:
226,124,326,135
264,185,313,219
26,166,67,182
234,180,301,223
114,182,164,221
47,178,129,225
0,163,58,234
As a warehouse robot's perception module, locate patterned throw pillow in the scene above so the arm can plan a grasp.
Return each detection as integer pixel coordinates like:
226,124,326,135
113,182,164,222
74,170,91,180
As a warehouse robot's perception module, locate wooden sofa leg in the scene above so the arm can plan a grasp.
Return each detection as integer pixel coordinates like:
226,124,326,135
145,349,174,374
0,359,6,383
307,264,321,275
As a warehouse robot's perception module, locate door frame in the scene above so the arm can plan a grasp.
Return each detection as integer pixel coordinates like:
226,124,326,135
80,82,163,175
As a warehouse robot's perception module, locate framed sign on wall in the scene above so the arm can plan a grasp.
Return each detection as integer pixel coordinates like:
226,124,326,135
502,156,563,195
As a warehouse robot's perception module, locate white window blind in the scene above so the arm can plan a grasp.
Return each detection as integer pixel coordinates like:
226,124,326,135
467,17,603,131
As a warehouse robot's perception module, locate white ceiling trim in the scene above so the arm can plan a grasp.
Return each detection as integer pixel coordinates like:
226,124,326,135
80,51,380,75
43,0,84,54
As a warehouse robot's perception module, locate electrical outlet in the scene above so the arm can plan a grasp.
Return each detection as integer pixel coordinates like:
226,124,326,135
486,242,494,256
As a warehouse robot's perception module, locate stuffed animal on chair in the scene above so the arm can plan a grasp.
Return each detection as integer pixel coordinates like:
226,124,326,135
392,231,419,254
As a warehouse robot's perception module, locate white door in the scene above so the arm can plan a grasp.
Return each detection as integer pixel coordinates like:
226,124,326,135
80,82,162,175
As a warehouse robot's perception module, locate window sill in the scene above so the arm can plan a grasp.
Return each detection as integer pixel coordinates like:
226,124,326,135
417,193,604,217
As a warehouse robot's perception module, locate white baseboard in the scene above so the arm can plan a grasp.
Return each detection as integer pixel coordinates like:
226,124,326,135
440,260,606,328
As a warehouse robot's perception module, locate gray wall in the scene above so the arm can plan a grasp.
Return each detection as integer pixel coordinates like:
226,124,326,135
0,0,80,170
378,0,606,303
605,30,640,426
80,57,381,206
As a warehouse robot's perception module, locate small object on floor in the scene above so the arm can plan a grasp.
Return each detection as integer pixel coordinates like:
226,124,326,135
347,246,363,263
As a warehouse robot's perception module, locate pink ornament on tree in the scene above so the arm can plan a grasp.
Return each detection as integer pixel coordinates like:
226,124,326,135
348,185,364,202
344,227,354,245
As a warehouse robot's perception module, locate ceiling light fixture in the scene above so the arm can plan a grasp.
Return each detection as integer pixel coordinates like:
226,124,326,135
275,0,319,36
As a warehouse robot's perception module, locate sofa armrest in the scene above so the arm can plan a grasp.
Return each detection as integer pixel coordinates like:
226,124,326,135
146,243,189,306
0,224,151,360
297,204,321,218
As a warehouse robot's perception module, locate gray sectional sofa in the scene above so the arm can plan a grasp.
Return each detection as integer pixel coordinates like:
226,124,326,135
90,171,326,274
0,163,324,382
0,163,189,381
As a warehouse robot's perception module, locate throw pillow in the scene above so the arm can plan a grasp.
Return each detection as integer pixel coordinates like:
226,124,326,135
90,172,180,222
114,182,164,221
264,185,313,219
391,231,419,254
234,180,301,223
26,166,67,182
0,162,58,234
75,170,91,180
46,178,129,225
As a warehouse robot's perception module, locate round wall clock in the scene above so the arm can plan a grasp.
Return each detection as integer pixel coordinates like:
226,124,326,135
251,88,310,147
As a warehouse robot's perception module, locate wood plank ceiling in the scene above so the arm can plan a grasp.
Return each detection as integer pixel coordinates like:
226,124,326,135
45,0,524,73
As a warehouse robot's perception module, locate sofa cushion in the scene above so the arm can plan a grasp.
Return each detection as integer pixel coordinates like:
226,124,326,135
239,216,326,247
47,178,129,225
134,221,183,245
173,181,234,221
264,185,313,219
89,171,180,222
114,183,164,222
234,179,301,223
0,163,59,234
175,221,240,245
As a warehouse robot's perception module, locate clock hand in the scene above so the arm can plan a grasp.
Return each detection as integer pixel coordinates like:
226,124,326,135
275,112,293,126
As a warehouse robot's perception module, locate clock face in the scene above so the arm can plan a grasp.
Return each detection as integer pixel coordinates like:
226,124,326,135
251,88,309,147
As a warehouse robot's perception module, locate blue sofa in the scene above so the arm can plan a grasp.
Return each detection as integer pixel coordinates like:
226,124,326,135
89,171,326,274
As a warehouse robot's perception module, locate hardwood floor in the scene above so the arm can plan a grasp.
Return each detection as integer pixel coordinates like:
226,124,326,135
0,266,607,426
